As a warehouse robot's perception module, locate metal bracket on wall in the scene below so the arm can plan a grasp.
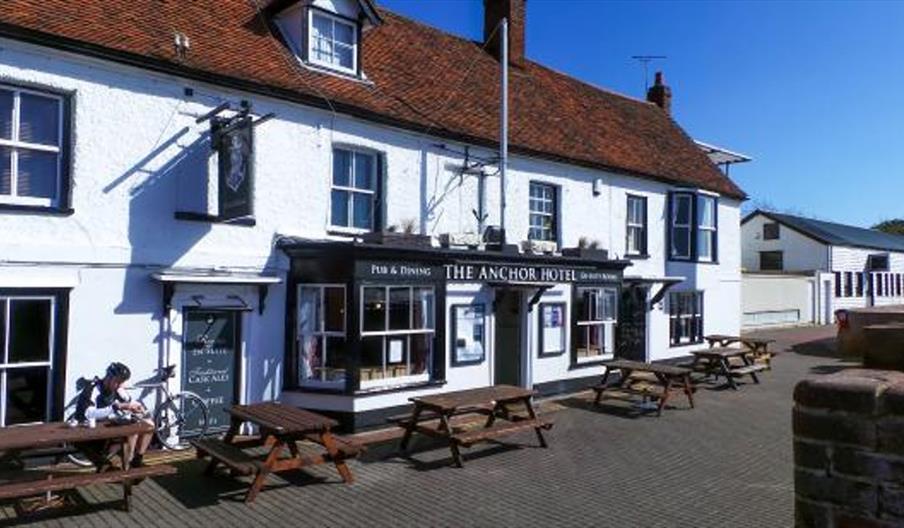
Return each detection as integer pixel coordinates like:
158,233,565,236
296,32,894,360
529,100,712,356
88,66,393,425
527,285,554,312
162,283,175,316
258,284,269,315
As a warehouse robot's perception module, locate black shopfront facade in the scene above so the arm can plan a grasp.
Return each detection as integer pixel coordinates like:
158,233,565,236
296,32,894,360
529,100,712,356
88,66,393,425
279,239,630,430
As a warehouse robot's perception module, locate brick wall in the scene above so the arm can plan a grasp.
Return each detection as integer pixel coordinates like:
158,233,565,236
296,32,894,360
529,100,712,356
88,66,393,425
794,369,904,527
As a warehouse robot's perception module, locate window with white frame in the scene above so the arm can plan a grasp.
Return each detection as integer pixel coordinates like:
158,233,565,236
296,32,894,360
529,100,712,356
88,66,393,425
669,192,719,262
360,286,434,388
626,194,647,256
669,291,703,346
573,287,617,363
331,147,378,231
0,86,64,207
308,10,357,74
529,182,557,242
0,296,55,426
670,193,693,259
697,196,717,262
297,285,346,388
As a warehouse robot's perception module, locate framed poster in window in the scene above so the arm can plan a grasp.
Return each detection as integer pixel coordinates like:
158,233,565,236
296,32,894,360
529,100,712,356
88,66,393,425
451,304,486,366
538,303,566,357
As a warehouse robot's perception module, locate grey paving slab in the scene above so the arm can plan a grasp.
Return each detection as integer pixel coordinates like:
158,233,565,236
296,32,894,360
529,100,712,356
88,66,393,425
0,325,840,527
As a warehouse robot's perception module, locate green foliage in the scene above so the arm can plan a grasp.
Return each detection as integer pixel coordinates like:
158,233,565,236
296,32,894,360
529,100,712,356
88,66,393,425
872,219,904,236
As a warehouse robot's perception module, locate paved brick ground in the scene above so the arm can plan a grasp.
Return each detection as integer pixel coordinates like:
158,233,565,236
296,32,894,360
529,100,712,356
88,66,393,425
0,325,841,528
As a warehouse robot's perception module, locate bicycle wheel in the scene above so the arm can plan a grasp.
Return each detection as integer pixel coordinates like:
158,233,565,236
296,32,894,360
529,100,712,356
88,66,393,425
154,392,209,450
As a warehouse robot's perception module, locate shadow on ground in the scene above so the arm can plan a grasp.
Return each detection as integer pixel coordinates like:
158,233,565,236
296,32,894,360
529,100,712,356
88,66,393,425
792,337,840,359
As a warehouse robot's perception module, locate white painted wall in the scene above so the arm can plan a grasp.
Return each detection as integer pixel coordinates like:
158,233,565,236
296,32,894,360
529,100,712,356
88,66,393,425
742,273,814,328
741,213,829,272
0,34,744,417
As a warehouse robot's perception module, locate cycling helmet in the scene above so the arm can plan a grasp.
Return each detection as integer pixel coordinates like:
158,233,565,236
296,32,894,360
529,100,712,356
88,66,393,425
106,362,131,381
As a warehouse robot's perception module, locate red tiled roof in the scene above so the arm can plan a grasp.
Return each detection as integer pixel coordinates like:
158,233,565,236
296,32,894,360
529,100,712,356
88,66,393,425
0,0,745,199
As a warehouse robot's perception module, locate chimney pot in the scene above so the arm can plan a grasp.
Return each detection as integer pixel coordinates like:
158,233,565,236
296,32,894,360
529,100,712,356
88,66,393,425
646,70,672,114
483,0,526,64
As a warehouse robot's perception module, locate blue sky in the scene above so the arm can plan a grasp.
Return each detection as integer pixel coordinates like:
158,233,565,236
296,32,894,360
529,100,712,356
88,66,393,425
379,0,904,228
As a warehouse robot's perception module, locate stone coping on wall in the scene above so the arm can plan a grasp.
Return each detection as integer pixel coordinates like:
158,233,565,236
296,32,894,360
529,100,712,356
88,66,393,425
794,368,904,527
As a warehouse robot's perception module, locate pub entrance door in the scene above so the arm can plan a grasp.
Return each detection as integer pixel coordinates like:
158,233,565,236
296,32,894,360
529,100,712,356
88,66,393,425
493,290,523,386
182,309,242,435
617,285,649,362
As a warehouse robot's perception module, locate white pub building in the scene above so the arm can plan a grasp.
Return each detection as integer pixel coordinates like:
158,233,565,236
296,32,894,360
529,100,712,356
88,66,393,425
0,0,747,429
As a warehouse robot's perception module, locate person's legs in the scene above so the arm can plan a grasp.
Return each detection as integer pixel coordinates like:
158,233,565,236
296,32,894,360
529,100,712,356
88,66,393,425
132,418,154,467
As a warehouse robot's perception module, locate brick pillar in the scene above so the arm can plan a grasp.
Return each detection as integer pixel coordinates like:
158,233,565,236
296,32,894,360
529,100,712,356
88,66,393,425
793,369,904,527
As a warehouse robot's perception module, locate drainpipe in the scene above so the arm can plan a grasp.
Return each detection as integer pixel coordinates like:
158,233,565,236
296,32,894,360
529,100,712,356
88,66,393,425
499,18,508,243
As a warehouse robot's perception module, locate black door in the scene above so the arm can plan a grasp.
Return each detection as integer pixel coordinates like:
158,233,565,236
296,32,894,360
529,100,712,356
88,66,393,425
616,285,648,361
182,310,241,435
493,290,522,386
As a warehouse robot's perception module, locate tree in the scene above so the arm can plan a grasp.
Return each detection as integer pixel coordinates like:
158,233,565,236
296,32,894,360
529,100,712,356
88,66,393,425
872,219,904,236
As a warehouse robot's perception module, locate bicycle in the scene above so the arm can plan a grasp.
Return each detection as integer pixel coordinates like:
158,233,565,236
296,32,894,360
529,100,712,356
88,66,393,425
66,364,210,467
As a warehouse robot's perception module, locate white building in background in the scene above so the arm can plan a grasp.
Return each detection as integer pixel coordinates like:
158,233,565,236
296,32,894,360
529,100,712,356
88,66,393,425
741,210,904,329
0,0,747,429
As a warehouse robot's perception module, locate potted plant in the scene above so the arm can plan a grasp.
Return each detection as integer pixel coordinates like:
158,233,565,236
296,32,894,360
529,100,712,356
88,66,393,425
521,239,559,254
439,232,482,248
361,218,433,248
562,236,608,260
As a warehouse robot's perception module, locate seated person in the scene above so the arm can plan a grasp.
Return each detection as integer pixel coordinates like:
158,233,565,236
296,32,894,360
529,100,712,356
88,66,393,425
74,362,153,467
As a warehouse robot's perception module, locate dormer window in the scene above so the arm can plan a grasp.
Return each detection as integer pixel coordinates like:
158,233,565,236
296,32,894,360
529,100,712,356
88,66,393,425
309,10,357,74
271,1,380,79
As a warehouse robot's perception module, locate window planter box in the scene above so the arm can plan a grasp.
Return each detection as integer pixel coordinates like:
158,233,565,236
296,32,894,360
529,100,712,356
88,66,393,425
561,247,609,260
521,239,558,254
439,232,482,248
360,231,433,248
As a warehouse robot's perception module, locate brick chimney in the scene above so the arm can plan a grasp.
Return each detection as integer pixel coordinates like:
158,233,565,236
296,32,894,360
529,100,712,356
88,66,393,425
484,0,525,64
646,71,672,114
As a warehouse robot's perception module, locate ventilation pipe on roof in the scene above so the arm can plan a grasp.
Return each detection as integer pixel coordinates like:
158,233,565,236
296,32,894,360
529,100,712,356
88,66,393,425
646,71,672,114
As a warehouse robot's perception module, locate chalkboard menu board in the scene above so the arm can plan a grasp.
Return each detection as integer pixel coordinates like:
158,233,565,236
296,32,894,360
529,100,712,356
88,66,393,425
182,310,239,435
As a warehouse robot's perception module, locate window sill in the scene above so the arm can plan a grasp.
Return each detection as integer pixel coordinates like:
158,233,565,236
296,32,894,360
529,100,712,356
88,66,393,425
327,227,371,238
538,350,567,359
0,203,73,216
625,253,650,260
451,358,486,367
667,257,720,265
305,55,359,78
569,356,613,370
174,211,256,227
353,378,446,396
669,341,705,349
286,384,346,395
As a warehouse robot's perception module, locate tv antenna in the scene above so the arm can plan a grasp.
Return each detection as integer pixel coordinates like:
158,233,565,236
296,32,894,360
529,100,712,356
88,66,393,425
631,55,667,92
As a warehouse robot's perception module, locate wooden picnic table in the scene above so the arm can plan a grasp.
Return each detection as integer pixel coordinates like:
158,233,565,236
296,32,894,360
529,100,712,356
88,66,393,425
0,421,175,513
193,402,361,504
691,347,767,390
704,334,777,368
395,385,552,468
592,359,695,416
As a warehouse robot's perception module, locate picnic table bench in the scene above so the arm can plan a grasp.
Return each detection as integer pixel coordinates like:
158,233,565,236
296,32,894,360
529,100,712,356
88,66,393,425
0,421,175,513
592,359,695,416
192,402,362,504
690,347,768,389
393,385,552,468
704,334,777,369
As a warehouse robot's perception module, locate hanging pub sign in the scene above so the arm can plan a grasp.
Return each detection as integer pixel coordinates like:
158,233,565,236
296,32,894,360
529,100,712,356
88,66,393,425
213,114,254,221
355,260,620,284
